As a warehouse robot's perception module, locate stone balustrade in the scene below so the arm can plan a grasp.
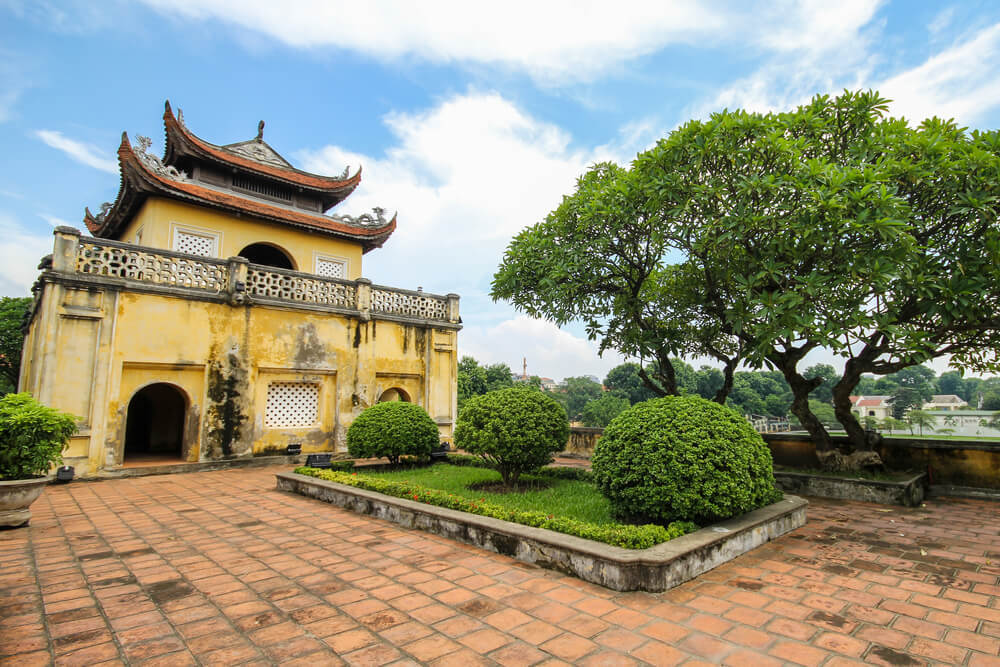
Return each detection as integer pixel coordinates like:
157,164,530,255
55,229,458,324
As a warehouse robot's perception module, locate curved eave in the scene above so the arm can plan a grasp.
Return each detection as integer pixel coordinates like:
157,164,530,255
162,101,361,206
89,134,395,250
84,132,134,237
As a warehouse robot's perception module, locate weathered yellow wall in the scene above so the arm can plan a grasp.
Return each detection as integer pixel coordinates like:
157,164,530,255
21,226,459,478
118,198,364,277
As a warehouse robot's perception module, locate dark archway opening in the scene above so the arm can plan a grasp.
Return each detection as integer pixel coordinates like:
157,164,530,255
378,388,411,403
124,383,186,464
238,243,295,270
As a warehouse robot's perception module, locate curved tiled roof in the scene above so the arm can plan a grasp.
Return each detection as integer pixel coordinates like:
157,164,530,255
84,134,395,253
162,101,360,208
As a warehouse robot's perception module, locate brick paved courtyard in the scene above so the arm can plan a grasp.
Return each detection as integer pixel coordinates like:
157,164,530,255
1,466,999,666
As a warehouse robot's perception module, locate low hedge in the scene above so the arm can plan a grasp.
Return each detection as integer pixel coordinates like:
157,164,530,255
443,453,594,481
347,401,440,464
294,466,694,549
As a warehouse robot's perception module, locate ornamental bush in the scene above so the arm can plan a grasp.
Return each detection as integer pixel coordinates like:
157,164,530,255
454,387,569,486
0,393,78,480
592,395,781,525
347,401,440,464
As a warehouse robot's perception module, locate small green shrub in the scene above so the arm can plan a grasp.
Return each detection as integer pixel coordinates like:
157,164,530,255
0,393,77,480
592,395,781,524
294,466,694,549
347,402,440,464
454,387,569,486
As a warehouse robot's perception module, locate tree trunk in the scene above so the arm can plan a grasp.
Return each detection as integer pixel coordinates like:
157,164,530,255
774,359,833,451
831,367,870,452
713,359,737,404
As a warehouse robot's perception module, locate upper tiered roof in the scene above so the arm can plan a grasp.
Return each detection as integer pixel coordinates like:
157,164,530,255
83,101,396,253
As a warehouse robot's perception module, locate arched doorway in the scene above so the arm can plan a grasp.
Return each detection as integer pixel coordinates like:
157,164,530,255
238,243,295,270
378,388,410,403
124,383,187,463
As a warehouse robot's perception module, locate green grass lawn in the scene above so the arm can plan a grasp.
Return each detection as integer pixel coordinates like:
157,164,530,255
365,464,616,525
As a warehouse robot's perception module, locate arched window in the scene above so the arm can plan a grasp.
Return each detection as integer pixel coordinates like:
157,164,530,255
238,243,295,270
378,388,411,403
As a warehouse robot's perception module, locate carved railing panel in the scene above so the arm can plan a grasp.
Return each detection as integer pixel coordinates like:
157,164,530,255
71,238,452,321
371,287,448,320
247,266,355,308
76,240,228,291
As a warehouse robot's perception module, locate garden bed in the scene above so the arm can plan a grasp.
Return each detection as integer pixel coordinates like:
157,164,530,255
275,465,806,592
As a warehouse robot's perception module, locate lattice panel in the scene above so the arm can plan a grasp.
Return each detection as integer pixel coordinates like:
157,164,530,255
265,382,319,428
247,267,355,307
371,288,448,320
315,257,346,279
76,242,228,291
173,230,216,257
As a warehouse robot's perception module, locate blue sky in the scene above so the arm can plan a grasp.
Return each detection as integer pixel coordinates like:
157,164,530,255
2,1,1000,381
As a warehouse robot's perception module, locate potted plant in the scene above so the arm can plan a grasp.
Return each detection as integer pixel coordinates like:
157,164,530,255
0,393,77,527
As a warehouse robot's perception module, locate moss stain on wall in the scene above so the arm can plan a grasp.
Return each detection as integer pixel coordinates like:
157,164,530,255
205,347,248,459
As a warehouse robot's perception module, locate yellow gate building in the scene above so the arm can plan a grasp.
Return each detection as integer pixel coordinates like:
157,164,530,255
19,102,460,476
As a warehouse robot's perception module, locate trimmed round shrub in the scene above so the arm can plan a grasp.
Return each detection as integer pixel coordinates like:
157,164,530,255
0,393,77,480
347,401,440,464
592,395,781,525
454,387,569,486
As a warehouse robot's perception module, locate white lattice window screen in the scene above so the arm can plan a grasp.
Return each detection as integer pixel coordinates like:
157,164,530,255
173,229,217,257
265,382,319,428
315,257,347,279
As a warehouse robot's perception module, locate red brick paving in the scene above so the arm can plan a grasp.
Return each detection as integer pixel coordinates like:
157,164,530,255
1,466,998,666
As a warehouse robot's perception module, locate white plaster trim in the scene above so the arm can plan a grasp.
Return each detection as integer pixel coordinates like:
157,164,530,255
169,222,222,258
312,251,349,279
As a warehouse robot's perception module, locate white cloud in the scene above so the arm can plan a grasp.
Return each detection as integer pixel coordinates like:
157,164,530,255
683,2,884,120
0,213,52,297
683,14,1000,129
138,0,883,85
295,90,636,379
34,130,118,174
297,91,617,294
928,6,957,36
879,22,1000,125
38,214,73,228
460,315,626,383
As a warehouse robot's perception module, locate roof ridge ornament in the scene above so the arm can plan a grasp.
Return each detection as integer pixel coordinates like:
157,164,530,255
335,207,389,227
257,120,264,141
134,134,189,182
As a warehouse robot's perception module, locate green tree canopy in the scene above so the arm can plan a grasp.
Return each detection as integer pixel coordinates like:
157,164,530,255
557,376,604,421
493,90,1000,466
0,297,31,393
603,363,658,405
580,393,630,428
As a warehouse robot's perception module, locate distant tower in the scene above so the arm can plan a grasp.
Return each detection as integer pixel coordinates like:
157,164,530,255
523,357,528,380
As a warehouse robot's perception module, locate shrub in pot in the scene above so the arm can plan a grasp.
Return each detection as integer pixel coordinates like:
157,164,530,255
592,395,781,525
454,386,569,487
0,393,78,527
347,401,440,464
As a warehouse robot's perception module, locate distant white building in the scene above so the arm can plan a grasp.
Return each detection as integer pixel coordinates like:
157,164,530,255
850,395,893,421
850,394,968,422
923,394,968,411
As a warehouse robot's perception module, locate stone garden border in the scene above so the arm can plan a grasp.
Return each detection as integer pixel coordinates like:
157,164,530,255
774,470,927,507
275,471,807,592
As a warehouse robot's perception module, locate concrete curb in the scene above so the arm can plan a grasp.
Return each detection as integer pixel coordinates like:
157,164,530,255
90,455,306,480
275,471,807,592
774,471,926,507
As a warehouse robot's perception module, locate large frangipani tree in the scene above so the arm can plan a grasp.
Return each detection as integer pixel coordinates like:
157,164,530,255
493,91,1000,466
